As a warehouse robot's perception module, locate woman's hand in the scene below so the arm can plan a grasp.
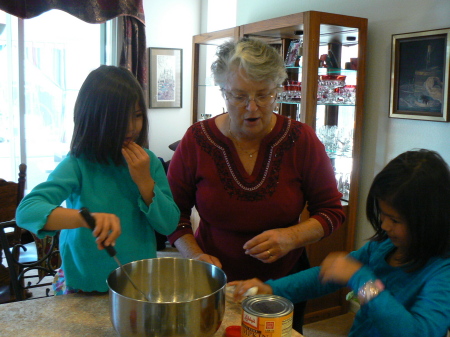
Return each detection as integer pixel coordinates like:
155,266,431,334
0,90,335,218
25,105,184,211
174,234,222,269
192,253,223,269
243,218,324,263
228,278,272,302
319,252,362,285
243,228,295,263
87,213,122,250
122,142,155,205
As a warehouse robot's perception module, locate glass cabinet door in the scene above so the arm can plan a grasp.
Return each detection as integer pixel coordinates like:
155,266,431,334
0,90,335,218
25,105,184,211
314,39,360,203
192,27,240,123
196,43,226,121
241,13,366,206
239,12,367,323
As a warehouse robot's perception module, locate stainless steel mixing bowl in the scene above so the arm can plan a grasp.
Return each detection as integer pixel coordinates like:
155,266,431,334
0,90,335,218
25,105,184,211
107,257,227,337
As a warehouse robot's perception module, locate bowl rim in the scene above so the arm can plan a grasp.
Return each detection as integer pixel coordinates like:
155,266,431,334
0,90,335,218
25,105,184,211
106,257,227,303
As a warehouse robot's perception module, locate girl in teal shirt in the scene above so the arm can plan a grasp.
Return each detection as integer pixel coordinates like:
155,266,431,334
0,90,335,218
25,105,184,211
16,66,180,293
230,149,450,337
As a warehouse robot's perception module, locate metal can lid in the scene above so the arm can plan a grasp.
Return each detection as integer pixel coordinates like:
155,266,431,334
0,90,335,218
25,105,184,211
242,295,294,317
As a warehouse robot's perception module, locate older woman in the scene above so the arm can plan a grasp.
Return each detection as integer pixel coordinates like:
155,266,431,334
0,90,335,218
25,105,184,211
167,37,345,332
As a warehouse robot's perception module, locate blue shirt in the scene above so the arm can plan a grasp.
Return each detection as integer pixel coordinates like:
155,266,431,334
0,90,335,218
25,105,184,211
267,240,450,337
16,150,180,292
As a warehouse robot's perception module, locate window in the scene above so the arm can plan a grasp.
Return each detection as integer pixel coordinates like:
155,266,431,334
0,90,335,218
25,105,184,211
0,10,116,190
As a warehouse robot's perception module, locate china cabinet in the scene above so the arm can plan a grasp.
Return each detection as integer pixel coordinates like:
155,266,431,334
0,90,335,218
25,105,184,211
191,11,367,324
192,27,241,125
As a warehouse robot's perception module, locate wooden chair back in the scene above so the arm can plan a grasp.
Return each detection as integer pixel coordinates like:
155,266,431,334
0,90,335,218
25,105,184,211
0,164,27,302
0,163,26,220
0,163,26,244
0,164,60,302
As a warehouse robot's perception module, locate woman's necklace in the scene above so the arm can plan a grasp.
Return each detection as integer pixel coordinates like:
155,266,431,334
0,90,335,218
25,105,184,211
228,118,272,159
229,127,259,158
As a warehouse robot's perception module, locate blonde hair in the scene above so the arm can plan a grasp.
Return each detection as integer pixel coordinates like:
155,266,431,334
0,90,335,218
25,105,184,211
211,38,287,89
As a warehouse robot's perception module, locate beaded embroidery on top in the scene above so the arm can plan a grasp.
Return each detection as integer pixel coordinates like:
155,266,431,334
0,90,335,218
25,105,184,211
193,118,300,201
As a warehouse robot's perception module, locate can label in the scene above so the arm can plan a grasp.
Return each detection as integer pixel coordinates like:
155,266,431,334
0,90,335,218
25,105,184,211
241,295,293,337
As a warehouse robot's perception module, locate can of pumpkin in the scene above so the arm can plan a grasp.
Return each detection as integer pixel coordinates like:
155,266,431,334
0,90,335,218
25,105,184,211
241,295,294,337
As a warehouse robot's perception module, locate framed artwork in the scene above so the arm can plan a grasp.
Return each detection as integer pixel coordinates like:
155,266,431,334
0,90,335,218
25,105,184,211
389,28,450,121
284,40,301,67
148,47,182,108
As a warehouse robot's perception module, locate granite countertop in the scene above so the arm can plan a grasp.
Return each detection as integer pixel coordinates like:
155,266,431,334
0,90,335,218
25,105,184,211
0,248,302,336
0,291,303,336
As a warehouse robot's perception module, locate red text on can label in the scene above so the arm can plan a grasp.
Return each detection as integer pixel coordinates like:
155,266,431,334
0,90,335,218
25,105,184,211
241,295,293,337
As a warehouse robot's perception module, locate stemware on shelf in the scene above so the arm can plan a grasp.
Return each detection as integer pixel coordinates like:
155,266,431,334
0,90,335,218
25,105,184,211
316,125,353,159
317,74,346,104
277,74,356,106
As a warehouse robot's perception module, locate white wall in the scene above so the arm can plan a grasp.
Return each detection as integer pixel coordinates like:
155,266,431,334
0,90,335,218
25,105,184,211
144,0,201,161
143,0,236,161
236,0,450,248
205,0,236,32
143,0,450,248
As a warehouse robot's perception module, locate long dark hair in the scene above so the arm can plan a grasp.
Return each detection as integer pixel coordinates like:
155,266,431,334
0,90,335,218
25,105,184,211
70,65,148,165
366,149,450,271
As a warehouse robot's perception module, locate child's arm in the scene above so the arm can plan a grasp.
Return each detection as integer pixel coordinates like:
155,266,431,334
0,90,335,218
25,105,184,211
343,241,450,336
348,262,450,337
228,278,273,302
263,248,370,304
319,251,363,284
264,266,342,304
122,142,155,205
45,207,121,250
123,145,179,235
227,251,364,304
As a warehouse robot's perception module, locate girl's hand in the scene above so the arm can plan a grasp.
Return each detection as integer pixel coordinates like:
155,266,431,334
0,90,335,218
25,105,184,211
122,142,152,186
122,142,155,205
243,228,295,263
85,213,122,250
319,252,362,285
228,279,272,302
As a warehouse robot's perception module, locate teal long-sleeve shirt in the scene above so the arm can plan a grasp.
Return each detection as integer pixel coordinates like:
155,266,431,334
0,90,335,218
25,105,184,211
266,240,450,337
16,150,180,292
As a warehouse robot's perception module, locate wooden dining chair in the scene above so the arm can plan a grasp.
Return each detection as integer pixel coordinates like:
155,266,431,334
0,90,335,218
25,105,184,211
0,164,26,245
0,163,28,301
0,164,61,302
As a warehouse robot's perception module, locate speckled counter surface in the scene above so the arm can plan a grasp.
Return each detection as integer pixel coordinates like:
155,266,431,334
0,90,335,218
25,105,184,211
0,249,302,336
0,292,302,336
0,293,113,336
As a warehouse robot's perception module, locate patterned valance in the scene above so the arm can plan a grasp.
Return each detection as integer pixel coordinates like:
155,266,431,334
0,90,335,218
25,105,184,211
0,0,147,95
0,0,144,24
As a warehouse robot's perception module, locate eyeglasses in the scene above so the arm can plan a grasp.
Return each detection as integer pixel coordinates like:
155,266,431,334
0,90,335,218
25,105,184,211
222,89,278,107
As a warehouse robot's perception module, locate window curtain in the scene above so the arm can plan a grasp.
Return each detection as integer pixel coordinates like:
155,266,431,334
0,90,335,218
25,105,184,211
121,15,147,95
0,0,147,90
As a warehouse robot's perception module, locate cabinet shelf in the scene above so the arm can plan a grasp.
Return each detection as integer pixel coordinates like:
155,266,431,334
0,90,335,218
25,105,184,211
277,100,355,107
318,68,357,75
198,69,357,88
286,66,357,75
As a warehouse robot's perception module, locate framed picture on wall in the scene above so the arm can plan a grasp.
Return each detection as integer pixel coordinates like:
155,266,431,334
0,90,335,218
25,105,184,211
148,47,183,108
389,28,450,121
